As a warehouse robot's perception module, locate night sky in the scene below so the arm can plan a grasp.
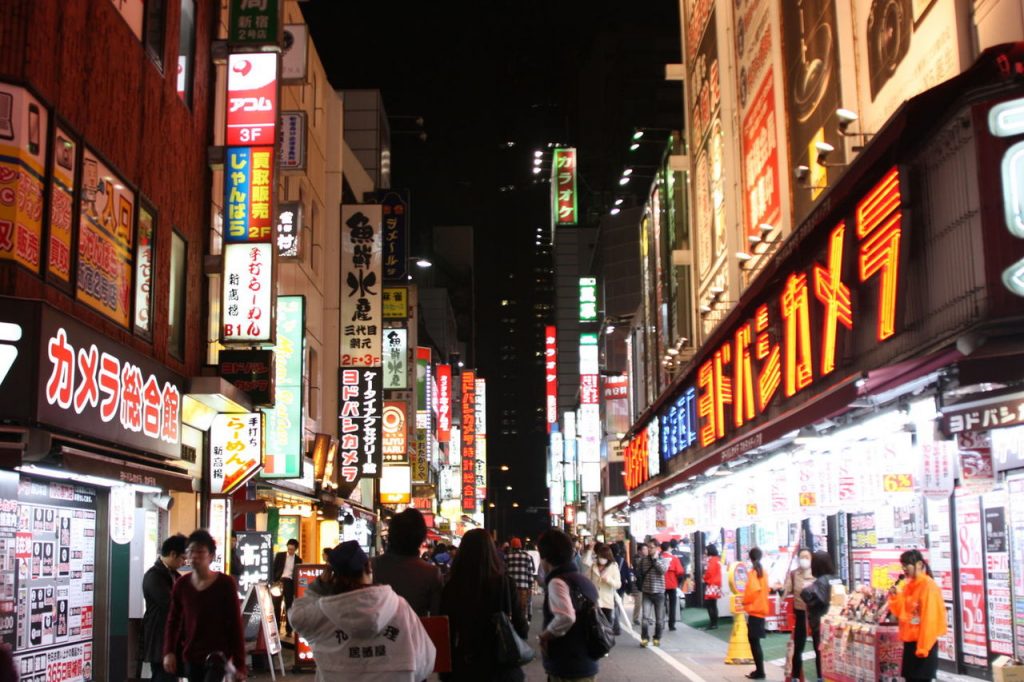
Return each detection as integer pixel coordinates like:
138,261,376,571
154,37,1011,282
302,1,682,537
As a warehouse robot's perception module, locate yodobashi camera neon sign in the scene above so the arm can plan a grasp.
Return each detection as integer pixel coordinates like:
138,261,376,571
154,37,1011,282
989,97,1024,295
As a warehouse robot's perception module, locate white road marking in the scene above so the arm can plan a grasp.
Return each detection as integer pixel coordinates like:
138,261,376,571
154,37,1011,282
621,626,710,682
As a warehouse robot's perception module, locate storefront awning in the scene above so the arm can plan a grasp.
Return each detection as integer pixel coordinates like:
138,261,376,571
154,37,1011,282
59,446,194,492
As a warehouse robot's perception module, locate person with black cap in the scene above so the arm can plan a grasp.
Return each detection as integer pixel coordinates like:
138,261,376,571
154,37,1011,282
289,540,436,681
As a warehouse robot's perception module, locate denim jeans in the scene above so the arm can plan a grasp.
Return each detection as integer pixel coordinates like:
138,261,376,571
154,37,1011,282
641,592,665,640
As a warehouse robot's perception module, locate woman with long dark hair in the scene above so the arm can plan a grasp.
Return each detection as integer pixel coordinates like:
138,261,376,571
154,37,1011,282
784,548,815,682
888,549,947,682
440,528,528,681
742,547,769,680
703,544,722,630
803,551,838,682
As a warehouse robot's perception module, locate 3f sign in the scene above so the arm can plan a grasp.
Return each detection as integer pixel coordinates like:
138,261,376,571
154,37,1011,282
0,322,22,387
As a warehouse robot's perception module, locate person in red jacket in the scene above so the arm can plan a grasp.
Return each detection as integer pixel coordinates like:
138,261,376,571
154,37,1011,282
742,547,770,680
163,530,247,682
660,541,685,631
702,544,723,630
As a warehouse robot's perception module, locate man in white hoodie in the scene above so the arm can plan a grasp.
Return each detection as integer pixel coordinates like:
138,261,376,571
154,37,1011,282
289,541,436,681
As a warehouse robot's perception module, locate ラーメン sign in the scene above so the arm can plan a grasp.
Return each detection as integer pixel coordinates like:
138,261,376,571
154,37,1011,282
222,243,274,343
552,148,578,225
210,412,263,494
262,296,304,478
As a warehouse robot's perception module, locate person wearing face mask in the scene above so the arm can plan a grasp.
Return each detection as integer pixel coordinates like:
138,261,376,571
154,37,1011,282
583,542,621,623
888,549,947,682
741,547,769,680
784,548,815,682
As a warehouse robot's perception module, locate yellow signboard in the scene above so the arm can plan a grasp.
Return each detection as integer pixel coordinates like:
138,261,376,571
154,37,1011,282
383,286,408,319
0,84,48,274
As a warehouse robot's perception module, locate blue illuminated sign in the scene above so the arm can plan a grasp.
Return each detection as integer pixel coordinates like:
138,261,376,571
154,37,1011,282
660,386,697,460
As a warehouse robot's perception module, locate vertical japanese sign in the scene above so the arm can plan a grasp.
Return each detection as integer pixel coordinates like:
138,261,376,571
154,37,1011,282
224,147,274,243
437,364,452,442
226,53,278,147
378,191,409,281
337,368,383,497
545,325,557,432
78,147,134,327
552,148,578,225
383,328,408,390
278,112,306,171
382,401,408,463
210,413,263,494
47,126,76,287
0,84,47,274
734,0,782,242
983,492,1014,656
579,277,597,322
262,295,303,478
222,243,273,342
228,0,280,46
340,205,383,367
461,370,477,513
275,201,300,258
475,377,487,508
415,347,431,412
955,489,989,667
133,204,154,336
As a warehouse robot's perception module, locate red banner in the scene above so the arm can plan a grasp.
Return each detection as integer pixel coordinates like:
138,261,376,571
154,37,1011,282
226,53,278,146
437,364,452,442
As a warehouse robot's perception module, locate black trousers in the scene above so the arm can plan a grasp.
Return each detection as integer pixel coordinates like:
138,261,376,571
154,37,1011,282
748,615,765,674
665,589,678,628
791,609,823,678
148,664,179,682
706,598,719,626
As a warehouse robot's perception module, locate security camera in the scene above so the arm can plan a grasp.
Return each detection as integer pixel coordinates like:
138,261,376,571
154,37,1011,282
794,165,810,182
149,494,175,511
837,108,859,133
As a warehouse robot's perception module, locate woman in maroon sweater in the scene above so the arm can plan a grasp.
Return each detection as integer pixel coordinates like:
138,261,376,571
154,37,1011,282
163,530,247,681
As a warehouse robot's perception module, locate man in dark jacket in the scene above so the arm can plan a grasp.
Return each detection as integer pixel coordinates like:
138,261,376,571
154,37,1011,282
371,508,443,616
271,538,301,635
538,528,600,682
142,534,186,681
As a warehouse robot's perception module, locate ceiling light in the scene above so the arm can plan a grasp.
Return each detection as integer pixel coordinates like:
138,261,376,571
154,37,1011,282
614,198,623,206
533,158,542,166
610,208,621,215
534,150,543,158
630,143,640,151
710,286,724,295
415,258,432,268
699,305,712,314
618,177,630,186
622,168,633,177
532,167,542,175
633,131,644,141
748,233,762,244
759,222,773,233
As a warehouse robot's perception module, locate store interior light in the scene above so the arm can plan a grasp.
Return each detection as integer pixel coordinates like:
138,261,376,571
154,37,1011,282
17,464,163,494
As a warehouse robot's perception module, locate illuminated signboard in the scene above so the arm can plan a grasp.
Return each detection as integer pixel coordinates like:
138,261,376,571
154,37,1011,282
262,295,304,478
382,401,409,463
461,370,477,513
222,242,273,342
382,287,409,319
225,147,275,243
437,364,452,442
275,201,300,258
624,428,650,490
545,326,557,431
210,412,263,494
226,53,279,146
579,277,597,322
47,124,77,286
340,205,383,367
379,191,409,280
660,386,698,461
552,147,578,225
0,81,47,275
336,368,382,500
380,465,411,505
475,378,487,508
383,328,408,390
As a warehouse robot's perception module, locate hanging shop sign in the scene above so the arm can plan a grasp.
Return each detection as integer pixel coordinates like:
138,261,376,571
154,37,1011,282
413,429,430,484
437,364,452,442
219,349,274,406
278,111,306,171
552,148,578,225
461,370,477,513
383,328,408,390
380,465,411,505
940,388,1024,436
382,401,408,463
415,347,431,413
920,441,956,498
955,489,990,668
226,53,279,147
210,413,263,495
275,201,300,258
0,83,48,275
624,427,650,490
340,205,383,367
281,24,308,81
221,243,273,343
475,378,487,504
982,491,1014,656
377,191,409,281
78,146,134,327
382,287,409,319
262,295,304,478
224,146,275,243
337,368,383,496
579,277,597,322
545,325,557,432
660,386,698,463
46,124,77,287
228,0,280,46
234,531,273,598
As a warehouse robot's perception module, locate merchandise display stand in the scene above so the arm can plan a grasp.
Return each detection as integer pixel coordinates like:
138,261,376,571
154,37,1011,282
819,617,903,682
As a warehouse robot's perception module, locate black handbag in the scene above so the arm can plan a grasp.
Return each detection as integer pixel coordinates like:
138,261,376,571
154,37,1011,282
568,582,615,659
492,578,535,668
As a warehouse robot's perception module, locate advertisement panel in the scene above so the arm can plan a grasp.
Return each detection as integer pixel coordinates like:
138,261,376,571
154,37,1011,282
226,53,278,146
262,296,304,478
219,349,274,406
337,368,383,497
383,327,408,390
221,242,273,343
278,111,306,171
734,0,783,241
382,401,408,463
210,413,263,495
0,84,47,274
228,0,280,45
780,0,845,220
382,287,409,319
983,491,1013,656
461,371,477,513
282,24,309,81
579,277,597,322
437,364,452,442
380,465,411,505
233,531,272,599
340,205,383,367
1009,475,1024,660
545,326,557,431
378,191,409,281
552,148,578,225
133,203,154,337
47,125,76,286
955,489,989,667
850,0,964,135
275,201,300,258
77,147,133,327
224,146,275,243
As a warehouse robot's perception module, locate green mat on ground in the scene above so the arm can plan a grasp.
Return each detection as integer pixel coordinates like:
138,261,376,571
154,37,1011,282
678,608,792,662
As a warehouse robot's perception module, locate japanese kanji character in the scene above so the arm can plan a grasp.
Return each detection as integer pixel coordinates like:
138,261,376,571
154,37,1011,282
120,363,144,432
142,375,162,438
346,211,375,243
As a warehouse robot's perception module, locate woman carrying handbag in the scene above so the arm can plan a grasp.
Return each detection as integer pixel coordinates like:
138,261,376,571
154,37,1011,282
702,544,722,630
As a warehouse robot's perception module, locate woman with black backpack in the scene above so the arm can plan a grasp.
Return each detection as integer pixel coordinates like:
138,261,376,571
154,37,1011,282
796,551,840,682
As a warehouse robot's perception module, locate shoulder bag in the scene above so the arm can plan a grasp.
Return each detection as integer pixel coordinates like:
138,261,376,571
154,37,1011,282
493,577,535,667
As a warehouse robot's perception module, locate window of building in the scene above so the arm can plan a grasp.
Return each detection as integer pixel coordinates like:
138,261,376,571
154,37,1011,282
168,231,187,359
175,0,195,105
144,0,167,70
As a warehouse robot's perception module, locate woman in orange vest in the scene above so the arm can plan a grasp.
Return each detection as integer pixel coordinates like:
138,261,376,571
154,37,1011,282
742,547,770,680
888,549,947,682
